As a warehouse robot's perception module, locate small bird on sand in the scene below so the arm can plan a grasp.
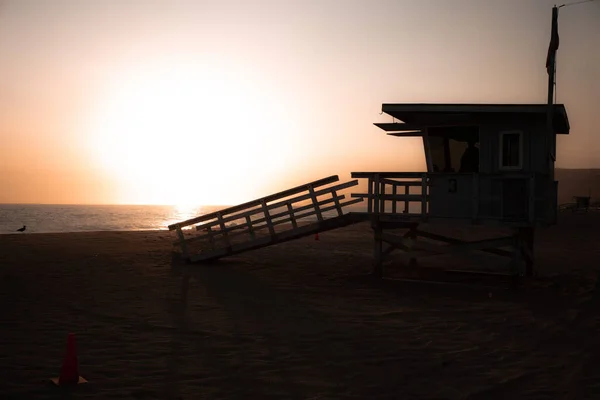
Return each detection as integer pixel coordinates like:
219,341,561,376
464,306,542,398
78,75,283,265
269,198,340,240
16,225,26,232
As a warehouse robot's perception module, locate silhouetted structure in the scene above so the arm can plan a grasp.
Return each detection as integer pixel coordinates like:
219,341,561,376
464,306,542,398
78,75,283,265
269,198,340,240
169,176,367,262
169,5,570,283
169,103,569,278
351,103,570,277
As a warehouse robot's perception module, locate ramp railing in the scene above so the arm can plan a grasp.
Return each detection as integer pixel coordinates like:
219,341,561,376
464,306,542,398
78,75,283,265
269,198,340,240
168,175,363,260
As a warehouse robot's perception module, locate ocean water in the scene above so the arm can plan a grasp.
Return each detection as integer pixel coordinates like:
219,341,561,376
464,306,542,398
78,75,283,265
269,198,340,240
0,204,209,234
0,203,368,235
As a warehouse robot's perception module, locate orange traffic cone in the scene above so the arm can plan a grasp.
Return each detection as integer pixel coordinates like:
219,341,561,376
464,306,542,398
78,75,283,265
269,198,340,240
51,333,87,386
315,233,319,241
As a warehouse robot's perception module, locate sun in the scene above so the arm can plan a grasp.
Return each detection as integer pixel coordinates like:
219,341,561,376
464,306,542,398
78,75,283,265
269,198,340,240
84,61,294,206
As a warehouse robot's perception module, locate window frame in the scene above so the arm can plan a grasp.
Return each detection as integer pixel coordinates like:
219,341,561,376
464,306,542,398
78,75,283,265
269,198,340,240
498,130,523,171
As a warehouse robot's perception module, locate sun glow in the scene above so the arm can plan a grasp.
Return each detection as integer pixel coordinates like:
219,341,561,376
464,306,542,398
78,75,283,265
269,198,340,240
84,61,295,206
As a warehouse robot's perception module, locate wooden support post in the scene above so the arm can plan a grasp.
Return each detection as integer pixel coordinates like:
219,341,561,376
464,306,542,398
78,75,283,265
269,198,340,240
373,174,380,215
420,173,427,217
308,184,323,221
176,227,189,259
367,177,373,214
287,202,298,229
245,215,256,240
261,199,277,238
380,181,386,214
510,232,524,276
519,227,535,277
404,184,409,213
332,191,343,216
472,173,479,223
217,213,231,252
372,222,383,278
207,226,216,250
528,174,536,224
392,185,397,214
408,224,418,267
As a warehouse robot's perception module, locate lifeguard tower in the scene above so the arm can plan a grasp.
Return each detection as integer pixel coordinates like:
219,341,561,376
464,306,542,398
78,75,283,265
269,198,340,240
169,6,567,281
351,103,570,277
169,103,569,280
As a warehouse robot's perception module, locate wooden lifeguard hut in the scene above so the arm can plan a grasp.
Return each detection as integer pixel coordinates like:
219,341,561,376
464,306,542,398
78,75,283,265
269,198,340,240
169,5,567,281
351,103,570,277
349,5,568,279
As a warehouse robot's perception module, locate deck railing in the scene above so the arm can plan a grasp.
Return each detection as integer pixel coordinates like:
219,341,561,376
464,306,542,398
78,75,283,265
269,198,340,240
351,172,429,217
168,175,363,259
351,172,543,224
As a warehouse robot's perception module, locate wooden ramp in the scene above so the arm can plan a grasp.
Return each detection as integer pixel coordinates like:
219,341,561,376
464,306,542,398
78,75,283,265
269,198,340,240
168,175,367,263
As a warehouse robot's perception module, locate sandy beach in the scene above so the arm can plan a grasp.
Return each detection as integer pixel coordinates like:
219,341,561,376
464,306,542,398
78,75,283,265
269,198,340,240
1,212,600,399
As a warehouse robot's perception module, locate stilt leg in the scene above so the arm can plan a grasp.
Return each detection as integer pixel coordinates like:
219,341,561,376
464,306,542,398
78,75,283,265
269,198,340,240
373,223,383,278
510,232,524,277
408,224,418,267
520,227,535,277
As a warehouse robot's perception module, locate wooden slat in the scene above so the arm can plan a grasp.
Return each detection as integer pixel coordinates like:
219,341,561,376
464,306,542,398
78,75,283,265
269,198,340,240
219,198,364,243
194,179,359,231
415,230,513,258
374,123,425,132
373,174,380,214
196,189,346,231
367,177,373,213
472,173,479,222
353,172,537,180
179,198,332,246
266,179,358,214
380,232,516,260
261,199,276,237
217,212,230,249
387,131,423,137
352,172,426,179
377,213,428,223
168,175,340,230
332,191,343,216
189,212,369,262
267,196,343,224
177,196,357,247
380,178,385,214
379,178,423,187
308,184,323,221
351,194,428,202
528,175,535,223
287,202,298,228
420,237,515,258
404,184,410,213
421,173,427,217
245,215,255,239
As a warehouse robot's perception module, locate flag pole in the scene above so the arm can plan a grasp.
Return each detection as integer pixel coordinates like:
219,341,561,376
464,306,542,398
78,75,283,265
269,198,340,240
546,5,559,171
547,6,558,106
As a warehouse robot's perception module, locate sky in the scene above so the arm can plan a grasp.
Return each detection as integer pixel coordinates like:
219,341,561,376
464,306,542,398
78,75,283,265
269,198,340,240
0,0,598,205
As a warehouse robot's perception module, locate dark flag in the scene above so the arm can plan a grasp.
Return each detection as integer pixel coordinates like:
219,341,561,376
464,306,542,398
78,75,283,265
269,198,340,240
546,7,559,75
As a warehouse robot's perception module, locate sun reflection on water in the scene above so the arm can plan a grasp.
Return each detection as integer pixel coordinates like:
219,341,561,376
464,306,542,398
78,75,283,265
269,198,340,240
163,203,207,230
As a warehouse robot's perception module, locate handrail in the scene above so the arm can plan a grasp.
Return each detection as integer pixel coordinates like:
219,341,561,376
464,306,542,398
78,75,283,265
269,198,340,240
169,176,364,259
176,196,363,247
351,171,542,223
352,172,429,216
168,175,340,230
193,179,359,231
